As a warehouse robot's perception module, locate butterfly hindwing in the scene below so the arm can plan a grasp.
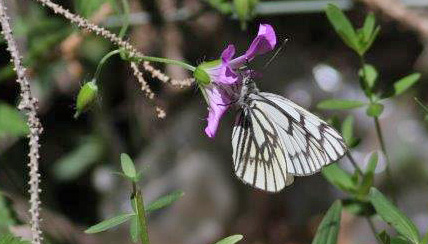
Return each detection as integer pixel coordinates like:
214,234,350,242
231,92,347,192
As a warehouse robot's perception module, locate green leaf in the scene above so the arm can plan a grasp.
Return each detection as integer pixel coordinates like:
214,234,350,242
377,230,391,244
358,152,378,197
129,216,140,243
0,193,16,232
322,164,357,193
369,188,420,244
214,234,244,244
359,64,378,90
366,103,384,117
362,13,376,43
146,190,184,213
85,213,135,234
341,116,354,147
317,99,366,110
0,103,29,137
325,4,360,53
391,236,412,244
312,200,342,244
393,73,421,96
421,228,428,244
53,137,103,181
415,98,428,115
120,153,137,180
0,234,30,244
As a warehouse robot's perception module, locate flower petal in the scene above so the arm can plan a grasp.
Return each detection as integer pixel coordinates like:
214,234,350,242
204,85,231,138
229,24,277,67
221,45,236,63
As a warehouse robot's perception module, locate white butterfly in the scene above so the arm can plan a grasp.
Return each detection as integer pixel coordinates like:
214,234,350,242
231,74,347,192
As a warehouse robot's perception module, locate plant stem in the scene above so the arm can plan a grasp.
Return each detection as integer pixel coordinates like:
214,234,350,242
94,49,121,81
118,0,130,38
373,117,396,202
346,152,363,176
358,55,396,202
132,183,150,244
135,56,196,72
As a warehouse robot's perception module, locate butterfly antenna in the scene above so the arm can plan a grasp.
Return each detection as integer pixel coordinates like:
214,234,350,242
262,38,289,71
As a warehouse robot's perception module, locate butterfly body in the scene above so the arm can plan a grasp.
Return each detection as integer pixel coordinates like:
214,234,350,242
231,73,347,192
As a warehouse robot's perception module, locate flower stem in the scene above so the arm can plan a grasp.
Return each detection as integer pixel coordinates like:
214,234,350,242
118,0,130,38
135,56,196,72
94,49,121,81
132,183,150,244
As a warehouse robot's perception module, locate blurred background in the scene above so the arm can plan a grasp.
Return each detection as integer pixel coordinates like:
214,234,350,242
1,0,428,243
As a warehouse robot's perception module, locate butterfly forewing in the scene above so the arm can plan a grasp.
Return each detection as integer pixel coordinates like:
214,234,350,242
232,92,347,192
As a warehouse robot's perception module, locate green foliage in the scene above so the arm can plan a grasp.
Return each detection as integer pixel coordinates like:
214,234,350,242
325,5,379,56
214,235,244,244
0,193,16,233
317,99,366,110
322,164,357,193
233,0,258,29
85,213,135,234
393,73,421,96
341,116,360,148
378,230,391,244
369,188,420,244
0,103,29,138
312,201,342,244
206,0,233,14
146,190,184,213
358,152,378,197
120,153,138,181
53,137,103,181
414,98,428,122
129,216,140,243
359,64,378,93
74,0,111,18
343,199,375,216
366,103,384,117
0,234,30,244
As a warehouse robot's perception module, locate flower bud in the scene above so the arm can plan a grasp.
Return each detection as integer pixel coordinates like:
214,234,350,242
74,80,98,118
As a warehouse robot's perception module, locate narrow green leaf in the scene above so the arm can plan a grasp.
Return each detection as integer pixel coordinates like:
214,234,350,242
391,236,411,244
317,99,366,110
120,153,137,180
393,73,421,96
358,152,378,197
312,200,342,244
322,164,357,193
369,188,420,244
365,26,380,52
377,230,391,244
0,234,30,244
325,4,360,53
146,190,184,213
0,103,29,137
341,116,354,146
415,98,428,114
366,103,384,117
359,64,378,90
129,216,140,243
85,213,134,234
362,13,376,43
214,234,244,244
0,193,16,231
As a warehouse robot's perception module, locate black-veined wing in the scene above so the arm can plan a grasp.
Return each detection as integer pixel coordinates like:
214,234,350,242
231,92,347,192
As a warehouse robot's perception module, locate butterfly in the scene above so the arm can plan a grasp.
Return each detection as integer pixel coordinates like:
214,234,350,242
231,72,347,192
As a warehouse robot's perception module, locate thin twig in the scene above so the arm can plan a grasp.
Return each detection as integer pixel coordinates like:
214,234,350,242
0,1,43,243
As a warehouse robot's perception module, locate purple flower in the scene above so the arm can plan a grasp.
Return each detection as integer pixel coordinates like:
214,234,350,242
194,24,277,138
